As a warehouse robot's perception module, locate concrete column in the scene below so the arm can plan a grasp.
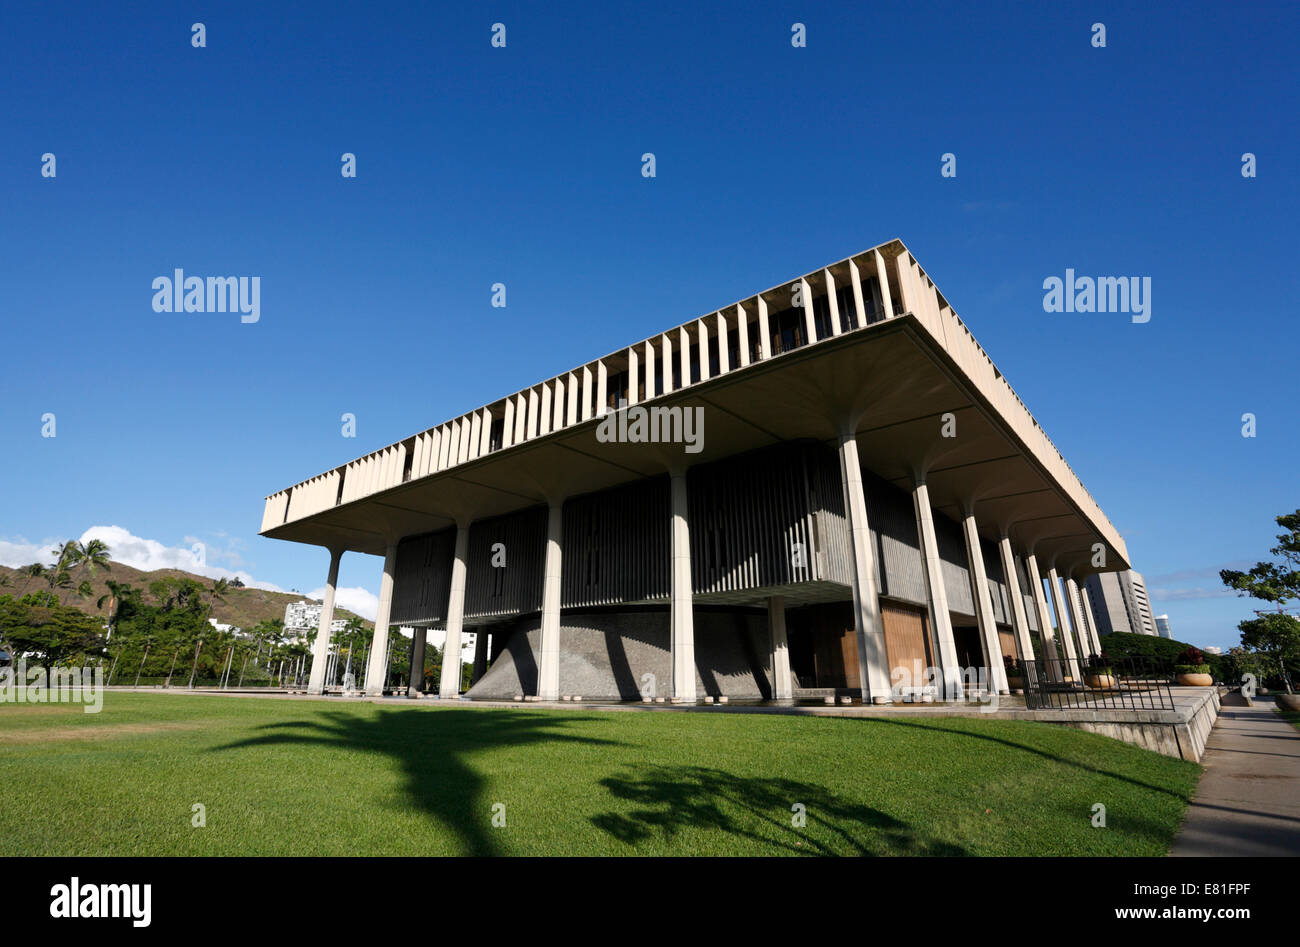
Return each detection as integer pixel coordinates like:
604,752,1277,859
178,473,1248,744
768,596,793,700
408,627,427,697
798,277,817,344
363,542,398,695
998,537,1036,671
678,326,690,387
1024,553,1062,681
913,481,962,699
537,502,563,701
1066,577,1093,661
1046,567,1080,674
874,249,894,319
438,525,470,698
669,473,696,702
848,258,867,328
736,304,750,366
716,311,730,374
596,361,608,416
627,347,639,406
307,547,343,695
660,334,673,393
756,297,771,359
962,513,1009,694
502,400,515,448
1079,583,1103,655
823,269,842,335
471,631,489,685
837,433,892,703
643,340,656,399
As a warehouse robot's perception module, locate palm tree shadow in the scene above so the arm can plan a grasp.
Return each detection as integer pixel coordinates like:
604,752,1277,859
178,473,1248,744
591,765,968,855
212,706,621,855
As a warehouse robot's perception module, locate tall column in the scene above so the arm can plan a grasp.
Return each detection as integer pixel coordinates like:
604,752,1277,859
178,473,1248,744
768,596,792,700
837,433,892,703
363,542,398,695
998,537,1036,676
471,631,489,685
961,513,1009,694
307,547,344,695
1046,567,1080,675
407,627,427,697
913,481,962,699
438,525,470,698
1025,553,1061,681
537,502,563,700
1066,577,1093,661
669,472,696,701
1079,582,1103,655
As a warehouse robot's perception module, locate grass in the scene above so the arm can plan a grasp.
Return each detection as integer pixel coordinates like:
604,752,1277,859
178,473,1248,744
0,692,1200,856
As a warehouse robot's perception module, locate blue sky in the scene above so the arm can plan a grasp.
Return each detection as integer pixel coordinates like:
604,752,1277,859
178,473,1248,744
2,0,1297,649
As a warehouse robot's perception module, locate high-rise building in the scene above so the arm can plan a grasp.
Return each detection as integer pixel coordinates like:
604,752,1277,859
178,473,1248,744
1085,570,1157,637
262,239,1135,701
1154,614,1173,639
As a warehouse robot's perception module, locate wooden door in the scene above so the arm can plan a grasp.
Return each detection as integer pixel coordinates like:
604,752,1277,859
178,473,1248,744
881,602,931,685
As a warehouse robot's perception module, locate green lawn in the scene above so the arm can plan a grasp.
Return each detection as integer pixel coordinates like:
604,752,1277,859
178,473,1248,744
0,693,1200,856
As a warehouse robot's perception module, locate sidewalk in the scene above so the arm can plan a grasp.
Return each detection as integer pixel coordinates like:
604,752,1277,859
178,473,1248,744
1170,698,1300,856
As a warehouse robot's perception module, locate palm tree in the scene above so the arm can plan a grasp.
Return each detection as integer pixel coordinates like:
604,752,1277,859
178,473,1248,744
17,563,46,595
187,578,230,688
97,580,132,642
71,538,112,590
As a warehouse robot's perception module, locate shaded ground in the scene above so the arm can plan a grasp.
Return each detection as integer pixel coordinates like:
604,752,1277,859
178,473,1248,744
1170,699,1300,856
0,693,1199,856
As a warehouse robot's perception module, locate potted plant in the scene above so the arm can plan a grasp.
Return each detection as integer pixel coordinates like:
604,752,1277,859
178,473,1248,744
1085,652,1116,689
1174,647,1214,686
1004,655,1025,691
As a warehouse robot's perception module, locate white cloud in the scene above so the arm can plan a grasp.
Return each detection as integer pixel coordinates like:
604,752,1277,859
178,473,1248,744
0,537,63,569
1,525,284,593
307,585,380,621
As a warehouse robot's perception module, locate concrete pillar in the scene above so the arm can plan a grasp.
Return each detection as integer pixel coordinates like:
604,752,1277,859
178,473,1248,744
627,347,639,406
823,269,842,335
408,627,427,696
837,433,892,703
913,481,962,699
669,473,696,702
998,537,1036,672
307,547,343,695
962,513,1009,694
798,277,817,344
848,258,867,328
363,542,398,695
1046,567,1080,675
716,311,730,374
1079,582,1103,655
537,502,563,701
1024,553,1062,681
438,525,470,698
736,304,750,366
471,631,489,685
756,297,771,359
1066,577,1093,661
768,596,793,700
874,249,894,319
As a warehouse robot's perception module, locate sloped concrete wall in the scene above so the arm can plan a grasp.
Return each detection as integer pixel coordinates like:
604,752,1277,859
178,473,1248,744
467,608,773,700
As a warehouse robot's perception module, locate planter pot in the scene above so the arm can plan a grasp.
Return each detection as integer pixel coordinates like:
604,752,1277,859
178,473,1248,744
1276,693,1300,712
1006,676,1025,691
1176,673,1214,687
1086,674,1116,689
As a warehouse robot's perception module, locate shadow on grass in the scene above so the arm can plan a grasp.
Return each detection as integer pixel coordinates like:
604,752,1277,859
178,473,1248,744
590,765,968,855
213,706,620,855
869,717,1196,801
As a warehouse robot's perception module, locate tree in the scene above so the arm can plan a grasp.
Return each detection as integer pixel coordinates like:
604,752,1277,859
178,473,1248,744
96,580,133,642
1222,510,1300,694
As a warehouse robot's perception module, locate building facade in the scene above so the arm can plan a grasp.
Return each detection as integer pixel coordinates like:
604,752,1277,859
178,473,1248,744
1085,570,1158,638
261,239,1131,702
283,601,349,636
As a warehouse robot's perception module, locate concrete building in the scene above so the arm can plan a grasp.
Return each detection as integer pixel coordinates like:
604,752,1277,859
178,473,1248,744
1085,569,1158,637
261,239,1133,702
1155,614,1173,639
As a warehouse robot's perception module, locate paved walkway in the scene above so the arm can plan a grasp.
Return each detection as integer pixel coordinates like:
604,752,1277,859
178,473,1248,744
1171,699,1300,856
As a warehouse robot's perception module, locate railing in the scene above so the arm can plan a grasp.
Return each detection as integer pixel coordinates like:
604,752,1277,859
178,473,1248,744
1021,657,1174,711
